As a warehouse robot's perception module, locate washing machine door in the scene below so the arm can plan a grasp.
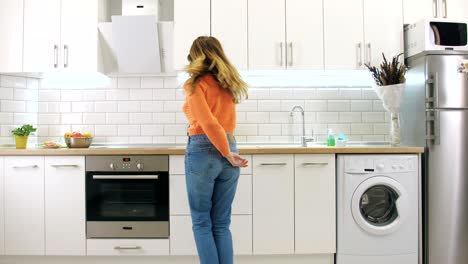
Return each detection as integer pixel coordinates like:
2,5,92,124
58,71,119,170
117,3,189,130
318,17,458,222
351,176,408,235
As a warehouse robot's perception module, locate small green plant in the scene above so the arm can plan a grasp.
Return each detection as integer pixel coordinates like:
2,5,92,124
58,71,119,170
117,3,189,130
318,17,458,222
365,53,406,86
11,124,37,137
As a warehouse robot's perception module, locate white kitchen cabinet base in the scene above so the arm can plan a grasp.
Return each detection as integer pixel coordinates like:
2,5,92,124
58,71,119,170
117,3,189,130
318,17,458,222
87,239,170,256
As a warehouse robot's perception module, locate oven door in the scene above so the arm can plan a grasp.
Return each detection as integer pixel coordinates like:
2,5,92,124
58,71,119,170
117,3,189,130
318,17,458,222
86,171,169,238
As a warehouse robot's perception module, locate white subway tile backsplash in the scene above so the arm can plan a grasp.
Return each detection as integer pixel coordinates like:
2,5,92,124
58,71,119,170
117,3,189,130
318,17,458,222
118,77,140,89
258,124,282,136
175,113,188,124
281,123,303,136
246,136,270,142
351,124,373,135
106,113,129,124
141,125,164,136
293,88,316,99
141,77,164,88
235,124,258,136
281,100,304,112
316,112,339,123
237,100,258,112
118,125,141,136
153,113,175,124
35,125,48,137
248,88,269,100
95,125,118,136
72,102,94,113
245,112,269,124
26,102,38,113
257,100,279,112
38,103,48,113
118,101,141,113
0,88,14,100
83,113,106,124
0,113,13,123
362,112,385,123
1,75,26,88
153,136,176,144
327,100,350,111
141,101,164,112
39,114,60,125
106,136,129,144
14,89,37,101
129,113,153,124
270,89,293,99
164,125,187,136
1,100,26,112
95,101,118,113
305,100,327,111
164,77,180,89
175,136,188,144
71,125,95,135
362,88,379,99
130,89,153,101
27,78,39,89
48,125,71,137
39,90,61,102
83,90,106,101
269,112,291,123
163,101,184,112
339,112,361,123
351,100,373,112
129,136,153,144
14,113,37,125
339,88,362,99
317,88,340,99
61,113,82,124
362,135,385,141
373,100,385,111
60,90,83,102
175,89,185,100
373,123,389,134
106,89,129,101
327,124,350,135
153,89,176,100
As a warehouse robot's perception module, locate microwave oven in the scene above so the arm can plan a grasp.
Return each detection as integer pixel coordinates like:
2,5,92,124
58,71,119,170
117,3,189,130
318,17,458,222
404,19,468,58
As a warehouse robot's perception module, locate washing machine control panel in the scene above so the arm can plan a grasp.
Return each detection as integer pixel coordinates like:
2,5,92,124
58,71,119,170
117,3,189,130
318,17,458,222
345,156,416,173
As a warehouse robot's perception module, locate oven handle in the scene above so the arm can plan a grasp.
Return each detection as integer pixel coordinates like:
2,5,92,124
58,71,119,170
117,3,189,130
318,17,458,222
92,175,159,180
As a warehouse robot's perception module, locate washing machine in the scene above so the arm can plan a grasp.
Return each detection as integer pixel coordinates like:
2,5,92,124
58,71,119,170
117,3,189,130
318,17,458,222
337,154,419,264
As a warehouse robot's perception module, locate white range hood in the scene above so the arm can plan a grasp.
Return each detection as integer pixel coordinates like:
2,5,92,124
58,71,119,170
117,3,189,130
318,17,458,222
98,15,174,74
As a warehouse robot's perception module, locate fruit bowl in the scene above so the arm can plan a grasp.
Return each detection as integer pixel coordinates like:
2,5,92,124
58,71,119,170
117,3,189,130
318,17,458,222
64,137,93,148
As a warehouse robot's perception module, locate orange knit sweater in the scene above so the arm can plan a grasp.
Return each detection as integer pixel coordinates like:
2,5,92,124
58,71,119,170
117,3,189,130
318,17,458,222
182,75,236,157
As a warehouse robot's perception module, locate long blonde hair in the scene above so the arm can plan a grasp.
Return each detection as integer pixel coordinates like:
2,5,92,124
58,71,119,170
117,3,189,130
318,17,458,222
185,36,248,103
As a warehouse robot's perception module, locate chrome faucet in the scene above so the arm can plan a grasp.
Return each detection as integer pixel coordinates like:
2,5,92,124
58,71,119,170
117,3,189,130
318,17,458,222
289,105,314,147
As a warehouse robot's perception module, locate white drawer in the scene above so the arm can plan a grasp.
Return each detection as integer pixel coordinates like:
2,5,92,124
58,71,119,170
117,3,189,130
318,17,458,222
170,173,252,215
86,239,169,256
170,155,252,175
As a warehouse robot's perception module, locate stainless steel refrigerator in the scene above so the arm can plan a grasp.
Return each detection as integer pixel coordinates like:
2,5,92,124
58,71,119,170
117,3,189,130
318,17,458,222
401,51,468,264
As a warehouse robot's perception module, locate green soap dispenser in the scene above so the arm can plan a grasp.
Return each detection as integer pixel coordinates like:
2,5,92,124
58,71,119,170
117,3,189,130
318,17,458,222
327,129,335,147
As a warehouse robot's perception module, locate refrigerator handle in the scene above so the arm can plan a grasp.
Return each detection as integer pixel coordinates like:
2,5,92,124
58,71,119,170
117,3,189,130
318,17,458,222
425,73,439,108
426,110,440,145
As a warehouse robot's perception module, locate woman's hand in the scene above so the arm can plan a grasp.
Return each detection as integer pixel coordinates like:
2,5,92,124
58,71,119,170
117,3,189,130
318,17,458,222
225,152,249,167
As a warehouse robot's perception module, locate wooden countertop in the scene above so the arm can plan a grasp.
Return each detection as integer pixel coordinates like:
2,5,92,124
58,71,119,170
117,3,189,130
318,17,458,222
0,145,424,155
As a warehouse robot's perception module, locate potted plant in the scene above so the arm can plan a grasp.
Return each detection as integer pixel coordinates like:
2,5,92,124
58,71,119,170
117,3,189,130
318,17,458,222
11,124,37,149
365,53,406,145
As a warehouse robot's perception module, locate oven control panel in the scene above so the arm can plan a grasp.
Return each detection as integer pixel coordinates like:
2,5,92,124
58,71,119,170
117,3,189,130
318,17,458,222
86,156,169,172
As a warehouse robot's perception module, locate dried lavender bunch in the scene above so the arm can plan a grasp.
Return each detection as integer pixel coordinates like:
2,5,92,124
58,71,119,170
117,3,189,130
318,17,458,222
365,53,406,86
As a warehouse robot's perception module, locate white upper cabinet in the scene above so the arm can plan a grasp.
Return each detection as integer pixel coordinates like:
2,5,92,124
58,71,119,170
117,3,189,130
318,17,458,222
23,0,61,72
174,0,211,70
324,0,364,70
23,0,99,72
211,0,248,70
45,156,86,256
404,0,468,24
248,0,286,70
364,0,404,66
444,0,468,19
4,156,45,255
0,0,24,72
286,0,324,70
325,0,403,69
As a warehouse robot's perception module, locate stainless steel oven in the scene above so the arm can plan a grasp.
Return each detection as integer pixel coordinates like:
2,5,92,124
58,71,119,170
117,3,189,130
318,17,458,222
85,155,169,238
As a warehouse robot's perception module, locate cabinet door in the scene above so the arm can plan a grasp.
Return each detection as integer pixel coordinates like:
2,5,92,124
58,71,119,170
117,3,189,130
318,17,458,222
248,0,286,70
294,154,336,254
364,0,403,67
212,0,248,70
324,0,364,70
45,156,85,256
0,157,4,255
23,0,61,72
0,0,24,72
4,156,45,255
61,0,98,71
445,0,468,19
403,0,435,24
174,0,211,70
252,155,294,254
286,0,324,70
87,239,169,256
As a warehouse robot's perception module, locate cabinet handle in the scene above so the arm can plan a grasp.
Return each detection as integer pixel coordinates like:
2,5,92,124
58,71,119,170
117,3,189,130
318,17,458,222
442,0,447,18
366,43,372,65
50,164,79,168
260,162,287,166
64,45,69,68
356,43,363,67
53,45,58,68
93,175,159,180
433,0,438,17
12,165,38,169
288,42,293,67
302,162,329,166
114,246,142,250
279,42,284,67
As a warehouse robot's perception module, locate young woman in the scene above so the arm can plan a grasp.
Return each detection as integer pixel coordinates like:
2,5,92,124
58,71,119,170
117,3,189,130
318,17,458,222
183,36,249,264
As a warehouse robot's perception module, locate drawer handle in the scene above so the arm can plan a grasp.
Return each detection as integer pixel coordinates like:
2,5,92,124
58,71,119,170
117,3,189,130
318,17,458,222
260,162,287,166
50,164,79,168
302,162,329,166
93,175,159,180
12,165,38,169
114,246,142,250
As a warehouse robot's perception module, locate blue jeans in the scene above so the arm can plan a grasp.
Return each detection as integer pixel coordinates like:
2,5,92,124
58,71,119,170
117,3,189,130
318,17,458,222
185,134,240,264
